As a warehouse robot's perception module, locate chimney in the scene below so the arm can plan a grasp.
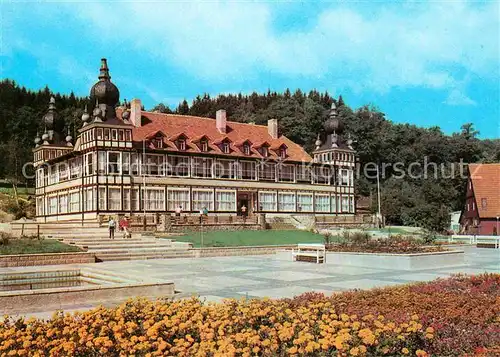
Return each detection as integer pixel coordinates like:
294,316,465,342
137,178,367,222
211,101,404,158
130,98,142,127
268,119,279,139
216,109,227,134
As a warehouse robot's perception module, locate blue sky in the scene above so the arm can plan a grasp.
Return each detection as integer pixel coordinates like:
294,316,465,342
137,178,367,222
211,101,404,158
1,0,499,138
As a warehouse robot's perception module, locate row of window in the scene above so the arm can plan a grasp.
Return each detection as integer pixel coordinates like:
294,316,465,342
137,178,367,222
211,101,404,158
258,192,354,212
466,198,488,212
37,152,354,186
314,151,355,163
36,187,355,215
81,128,133,144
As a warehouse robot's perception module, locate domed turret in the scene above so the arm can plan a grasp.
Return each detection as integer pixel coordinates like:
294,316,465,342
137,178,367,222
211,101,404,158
65,127,72,146
41,128,49,144
42,96,57,130
315,134,322,149
89,58,120,119
81,105,90,126
34,132,41,147
347,133,353,149
122,109,130,121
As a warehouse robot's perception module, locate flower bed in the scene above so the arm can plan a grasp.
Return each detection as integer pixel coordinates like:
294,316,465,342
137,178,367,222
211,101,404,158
325,234,445,254
0,274,498,356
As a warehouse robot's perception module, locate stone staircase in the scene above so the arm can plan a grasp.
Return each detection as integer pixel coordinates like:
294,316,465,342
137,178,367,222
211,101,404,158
64,236,193,262
9,219,193,262
265,215,301,230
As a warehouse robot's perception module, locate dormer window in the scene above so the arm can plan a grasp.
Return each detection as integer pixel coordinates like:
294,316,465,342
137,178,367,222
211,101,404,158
280,147,287,159
155,137,163,149
178,138,186,151
222,142,230,154
243,143,250,155
261,146,269,157
201,140,208,152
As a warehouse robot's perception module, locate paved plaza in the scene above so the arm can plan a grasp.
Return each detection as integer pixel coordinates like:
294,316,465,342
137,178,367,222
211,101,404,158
2,246,499,319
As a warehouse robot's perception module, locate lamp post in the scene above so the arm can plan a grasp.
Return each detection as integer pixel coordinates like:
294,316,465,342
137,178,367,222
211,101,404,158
376,164,382,229
496,216,499,236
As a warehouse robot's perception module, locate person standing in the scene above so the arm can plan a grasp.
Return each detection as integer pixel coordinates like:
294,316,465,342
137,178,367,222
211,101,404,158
241,205,247,223
175,205,182,217
108,217,116,239
199,208,204,224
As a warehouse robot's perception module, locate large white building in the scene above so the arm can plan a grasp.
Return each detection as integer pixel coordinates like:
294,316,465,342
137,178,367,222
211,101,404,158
33,59,356,222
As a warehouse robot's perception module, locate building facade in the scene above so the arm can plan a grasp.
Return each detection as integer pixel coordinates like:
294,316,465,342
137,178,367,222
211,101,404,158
460,163,500,235
33,59,356,222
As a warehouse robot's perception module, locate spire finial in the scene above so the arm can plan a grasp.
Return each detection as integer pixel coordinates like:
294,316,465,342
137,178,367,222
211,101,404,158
98,58,110,81
41,126,49,144
66,126,73,146
82,104,90,126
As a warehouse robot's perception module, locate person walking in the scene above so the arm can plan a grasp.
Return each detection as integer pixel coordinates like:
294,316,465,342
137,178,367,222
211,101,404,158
108,217,116,239
119,216,130,239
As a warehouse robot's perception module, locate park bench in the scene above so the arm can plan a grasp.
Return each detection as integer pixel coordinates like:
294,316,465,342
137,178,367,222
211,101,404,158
475,236,500,249
450,234,500,248
292,243,326,264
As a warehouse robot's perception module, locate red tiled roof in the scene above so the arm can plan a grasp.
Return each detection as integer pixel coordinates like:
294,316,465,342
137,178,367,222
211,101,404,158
469,163,500,218
120,110,312,162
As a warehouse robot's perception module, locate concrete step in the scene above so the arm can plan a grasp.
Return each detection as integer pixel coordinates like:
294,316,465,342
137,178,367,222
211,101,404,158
80,270,136,284
90,247,189,254
12,222,102,229
96,251,194,262
63,238,152,244
85,244,175,251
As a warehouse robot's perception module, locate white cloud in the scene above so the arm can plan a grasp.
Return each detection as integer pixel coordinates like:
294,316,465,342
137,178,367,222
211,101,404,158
5,0,500,96
444,89,477,106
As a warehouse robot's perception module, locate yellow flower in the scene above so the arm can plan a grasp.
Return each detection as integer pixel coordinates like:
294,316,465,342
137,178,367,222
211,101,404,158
288,346,298,354
416,350,428,357
350,347,360,356
425,333,434,339
402,347,410,355
425,327,434,334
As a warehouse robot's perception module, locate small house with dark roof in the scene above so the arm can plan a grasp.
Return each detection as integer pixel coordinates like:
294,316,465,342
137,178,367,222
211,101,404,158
460,163,500,235
33,59,356,222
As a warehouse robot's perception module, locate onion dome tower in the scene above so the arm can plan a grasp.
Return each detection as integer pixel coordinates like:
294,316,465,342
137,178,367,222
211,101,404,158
323,102,344,148
312,96,355,166
42,97,57,143
89,58,120,120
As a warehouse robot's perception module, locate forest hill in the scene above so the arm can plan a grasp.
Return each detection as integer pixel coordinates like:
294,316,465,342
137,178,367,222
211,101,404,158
1,79,499,231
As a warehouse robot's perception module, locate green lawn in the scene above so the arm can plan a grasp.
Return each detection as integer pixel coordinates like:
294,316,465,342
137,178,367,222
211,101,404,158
0,239,83,255
168,230,327,248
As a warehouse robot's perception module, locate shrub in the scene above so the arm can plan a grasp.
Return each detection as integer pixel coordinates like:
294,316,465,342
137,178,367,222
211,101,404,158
422,230,438,244
323,231,332,245
0,232,12,245
349,231,371,245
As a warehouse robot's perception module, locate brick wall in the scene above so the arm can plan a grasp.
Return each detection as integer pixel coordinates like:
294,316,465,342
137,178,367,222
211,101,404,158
194,245,295,258
0,252,96,267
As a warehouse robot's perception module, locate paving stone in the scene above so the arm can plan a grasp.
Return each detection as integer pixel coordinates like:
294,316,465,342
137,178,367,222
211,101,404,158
2,247,498,319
